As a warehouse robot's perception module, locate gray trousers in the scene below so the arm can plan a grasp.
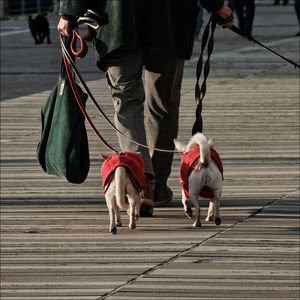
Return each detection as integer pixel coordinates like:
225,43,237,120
103,47,184,185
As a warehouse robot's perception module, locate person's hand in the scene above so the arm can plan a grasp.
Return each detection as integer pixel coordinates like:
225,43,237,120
57,15,74,36
215,4,234,28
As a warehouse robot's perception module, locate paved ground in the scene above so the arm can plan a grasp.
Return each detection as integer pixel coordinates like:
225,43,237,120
1,1,299,299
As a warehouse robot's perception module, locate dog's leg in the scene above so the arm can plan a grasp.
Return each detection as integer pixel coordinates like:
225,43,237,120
205,198,215,222
189,176,202,227
210,188,222,225
182,189,193,219
115,205,122,227
106,196,117,234
189,192,201,227
128,194,140,229
213,196,221,225
128,199,137,229
127,181,140,229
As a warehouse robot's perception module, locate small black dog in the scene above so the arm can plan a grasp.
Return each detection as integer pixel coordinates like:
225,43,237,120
28,12,51,44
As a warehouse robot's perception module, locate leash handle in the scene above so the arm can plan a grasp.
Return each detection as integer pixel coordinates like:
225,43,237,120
70,28,88,59
212,13,234,26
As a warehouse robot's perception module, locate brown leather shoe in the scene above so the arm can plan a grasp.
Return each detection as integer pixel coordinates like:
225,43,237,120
153,184,173,207
140,176,155,217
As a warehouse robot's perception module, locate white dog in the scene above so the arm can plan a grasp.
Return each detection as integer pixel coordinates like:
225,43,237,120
174,133,223,227
101,153,145,234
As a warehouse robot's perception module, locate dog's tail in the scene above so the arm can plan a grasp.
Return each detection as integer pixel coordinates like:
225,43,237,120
186,133,211,167
115,166,126,209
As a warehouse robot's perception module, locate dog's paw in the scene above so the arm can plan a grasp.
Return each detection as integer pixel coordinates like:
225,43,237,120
205,216,214,222
129,223,136,229
109,226,117,234
193,221,202,228
215,217,221,226
185,207,193,219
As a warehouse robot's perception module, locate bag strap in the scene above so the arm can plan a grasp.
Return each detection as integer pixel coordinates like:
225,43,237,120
60,36,75,79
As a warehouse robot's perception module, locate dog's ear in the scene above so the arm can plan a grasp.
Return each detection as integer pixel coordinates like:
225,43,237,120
100,154,109,160
208,138,215,149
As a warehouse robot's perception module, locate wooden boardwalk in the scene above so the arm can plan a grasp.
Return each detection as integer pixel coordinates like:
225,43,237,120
1,3,299,300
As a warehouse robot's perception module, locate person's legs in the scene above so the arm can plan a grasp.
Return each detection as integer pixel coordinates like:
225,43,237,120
103,47,154,177
144,47,184,205
295,0,300,35
244,0,255,36
233,0,245,33
103,46,184,209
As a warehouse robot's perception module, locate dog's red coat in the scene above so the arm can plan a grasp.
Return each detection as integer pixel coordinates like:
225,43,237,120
180,146,224,199
101,152,146,193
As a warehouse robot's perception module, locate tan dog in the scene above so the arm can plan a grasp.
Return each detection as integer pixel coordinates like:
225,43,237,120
174,133,223,227
101,152,145,234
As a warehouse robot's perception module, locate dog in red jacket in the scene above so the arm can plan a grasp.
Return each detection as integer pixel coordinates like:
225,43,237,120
101,152,146,234
174,133,223,228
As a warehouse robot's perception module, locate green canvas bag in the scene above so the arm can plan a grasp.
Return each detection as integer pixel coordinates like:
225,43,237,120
36,73,90,184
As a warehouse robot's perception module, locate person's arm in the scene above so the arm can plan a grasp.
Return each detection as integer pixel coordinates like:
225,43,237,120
214,4,233,28
57,15,74,36
57,0,107,36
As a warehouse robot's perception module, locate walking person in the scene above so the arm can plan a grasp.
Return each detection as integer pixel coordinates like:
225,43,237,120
57,0,233,216
273,0,288,5
295,0,300,36
232,0,255,37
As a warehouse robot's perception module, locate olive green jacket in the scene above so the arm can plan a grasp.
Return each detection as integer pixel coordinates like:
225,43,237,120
59,0,224,67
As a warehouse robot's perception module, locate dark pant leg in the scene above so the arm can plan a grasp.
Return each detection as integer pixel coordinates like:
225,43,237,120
295,0,300,25
103,47,154,176
233,0,245,33
144,47,184,185
244,0,255,36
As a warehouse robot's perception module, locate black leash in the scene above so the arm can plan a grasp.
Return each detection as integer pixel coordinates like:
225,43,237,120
192,13,300,135
63,10,299,153
61,34,118,153
212,14,300,69
192,15,217,135
229,25,300,69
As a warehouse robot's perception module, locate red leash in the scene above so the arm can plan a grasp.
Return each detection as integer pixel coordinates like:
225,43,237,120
60,29,179,154
70,28,88,59
61,30,117,153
